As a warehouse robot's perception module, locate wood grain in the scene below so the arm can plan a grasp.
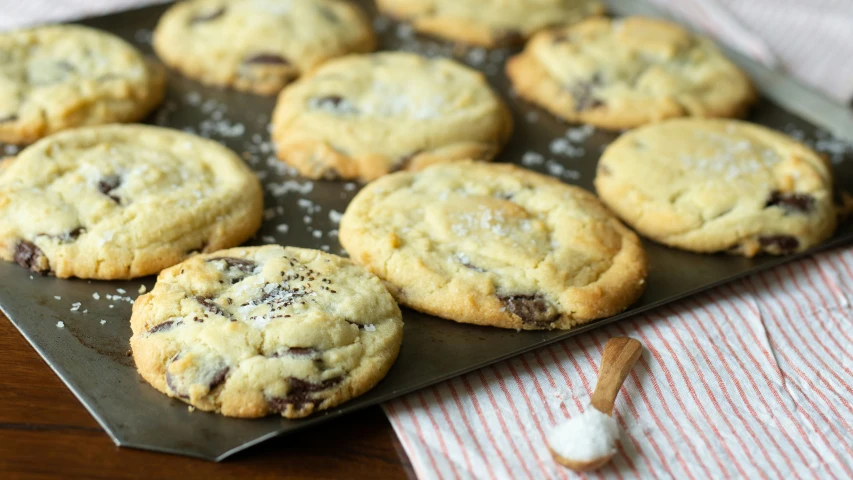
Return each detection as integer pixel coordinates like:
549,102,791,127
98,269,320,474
0,312,413,479
590,337,643,415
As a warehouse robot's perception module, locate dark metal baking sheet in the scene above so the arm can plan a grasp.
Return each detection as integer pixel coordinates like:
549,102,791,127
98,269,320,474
1,0,852,462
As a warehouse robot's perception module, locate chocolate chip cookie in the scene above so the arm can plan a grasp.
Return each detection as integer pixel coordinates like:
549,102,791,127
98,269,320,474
0,25,165,144
130,245,403,418
153,0,376,95
339,162,648,330
0,125,263,279
271,52,513,181
594,119,837,256
376,0,604,47
506,16,756,130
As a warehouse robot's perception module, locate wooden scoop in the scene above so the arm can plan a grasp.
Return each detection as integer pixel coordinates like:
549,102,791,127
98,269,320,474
550,337,644,472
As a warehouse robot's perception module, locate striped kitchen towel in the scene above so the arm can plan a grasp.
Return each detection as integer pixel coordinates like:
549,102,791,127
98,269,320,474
384,245,853,479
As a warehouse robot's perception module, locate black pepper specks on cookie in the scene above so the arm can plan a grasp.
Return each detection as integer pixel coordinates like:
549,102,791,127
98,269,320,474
130,246,403,419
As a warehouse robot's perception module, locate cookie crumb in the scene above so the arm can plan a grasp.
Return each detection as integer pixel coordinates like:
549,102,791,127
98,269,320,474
138,285,147,294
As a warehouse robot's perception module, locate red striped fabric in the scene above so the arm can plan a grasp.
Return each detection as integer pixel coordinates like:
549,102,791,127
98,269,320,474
385,245,853,479
645,0,853,103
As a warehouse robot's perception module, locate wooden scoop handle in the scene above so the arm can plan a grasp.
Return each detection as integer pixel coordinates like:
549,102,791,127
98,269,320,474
590,337,643,415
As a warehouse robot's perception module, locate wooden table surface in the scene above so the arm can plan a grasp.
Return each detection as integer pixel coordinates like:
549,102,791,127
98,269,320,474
0,312,415,479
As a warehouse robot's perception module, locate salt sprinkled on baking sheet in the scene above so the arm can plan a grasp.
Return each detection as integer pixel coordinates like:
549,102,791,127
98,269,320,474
56,321,64,328
522,152,545,167
267,180,314,196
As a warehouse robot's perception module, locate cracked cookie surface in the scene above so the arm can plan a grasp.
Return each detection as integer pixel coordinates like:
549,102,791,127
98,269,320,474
376,0,603,47
130,245,403,418
594,119,837,256
339,161,647,330
0,25,165,144
271,52,513,181
153,0,376,95
0,124,263,279
506,16,755,130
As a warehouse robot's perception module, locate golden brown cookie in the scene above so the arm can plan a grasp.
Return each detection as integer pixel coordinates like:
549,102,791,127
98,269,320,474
340,162,648,330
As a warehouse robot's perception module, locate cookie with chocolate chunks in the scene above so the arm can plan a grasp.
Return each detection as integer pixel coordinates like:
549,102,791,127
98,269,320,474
376,0,603,47
0,125,263,279
153,0,375,95
340,161,648,330
594,119,837,256
130,245,403,419
506,17,756,130
0,25,165,144
271,52,513,181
